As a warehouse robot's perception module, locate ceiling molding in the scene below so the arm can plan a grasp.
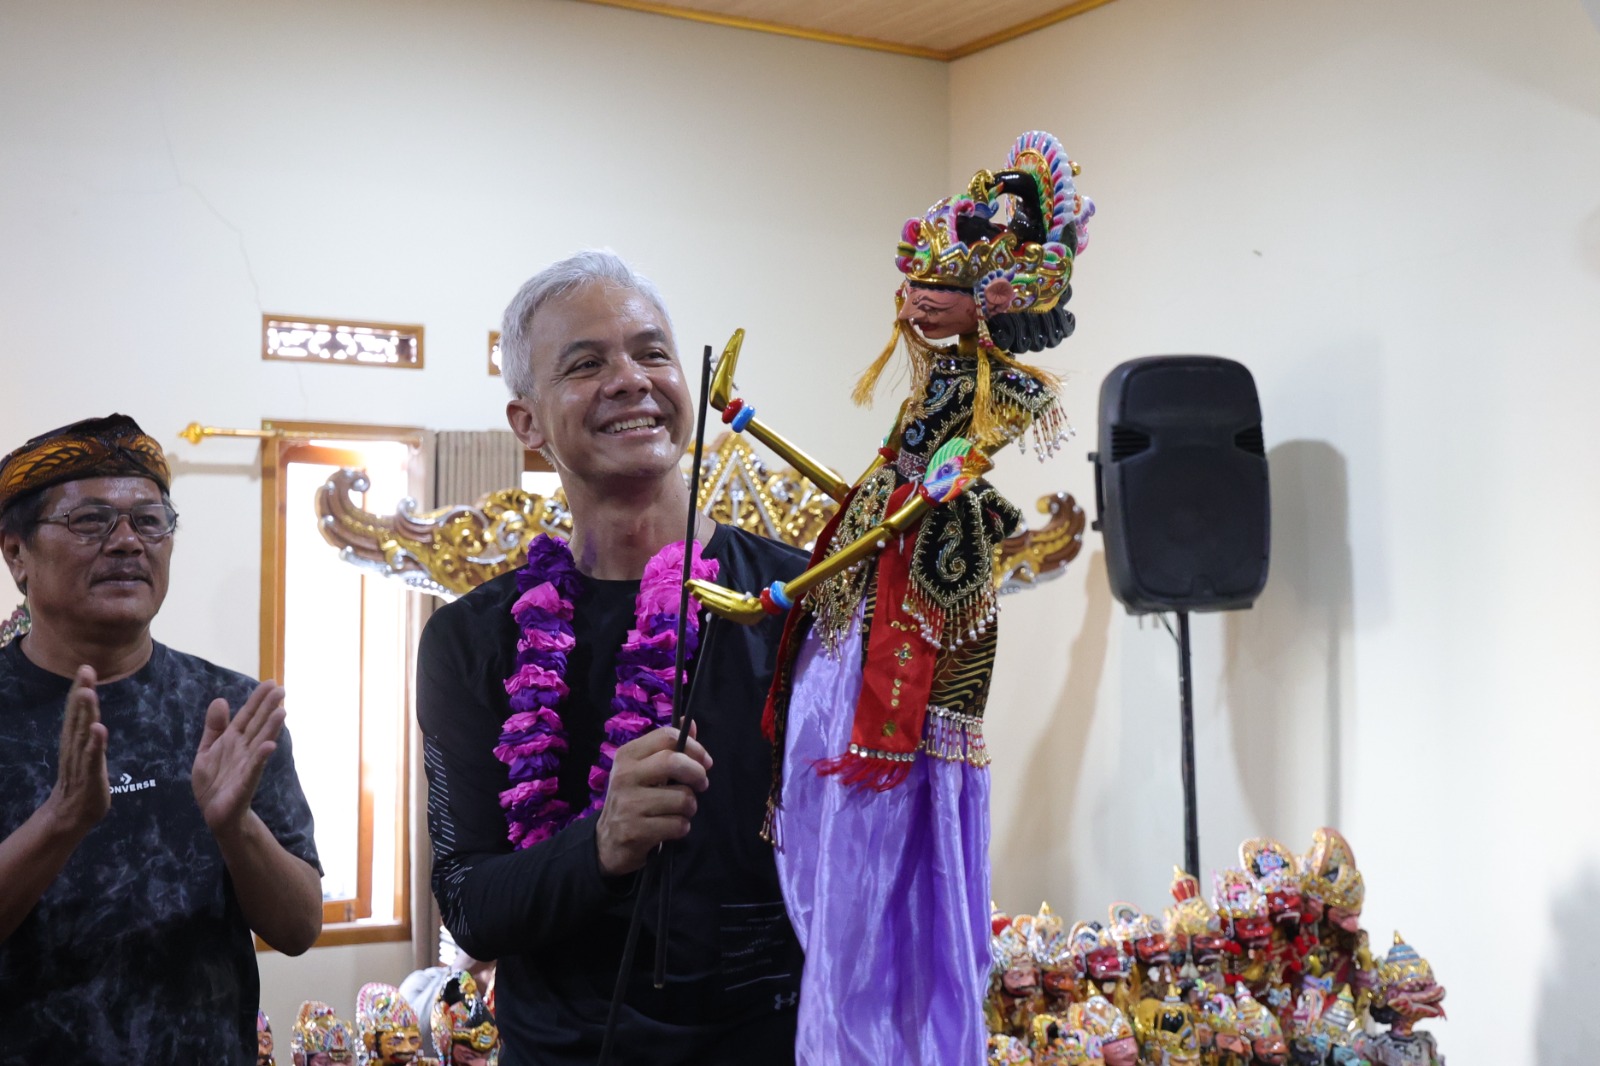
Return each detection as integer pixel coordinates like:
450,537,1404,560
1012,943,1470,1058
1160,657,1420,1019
943,0,1117,59
571,0,1116,61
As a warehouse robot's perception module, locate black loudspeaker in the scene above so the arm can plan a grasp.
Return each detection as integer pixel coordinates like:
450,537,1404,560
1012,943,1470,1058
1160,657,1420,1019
1090,356,1270,613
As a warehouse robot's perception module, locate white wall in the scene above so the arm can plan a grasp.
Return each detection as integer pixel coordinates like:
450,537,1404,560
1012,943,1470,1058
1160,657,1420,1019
953,1,1600,1062
0,0,947,1031
10,0,1598,1059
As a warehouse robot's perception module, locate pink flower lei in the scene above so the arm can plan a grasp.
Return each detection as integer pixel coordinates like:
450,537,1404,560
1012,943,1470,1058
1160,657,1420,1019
494,533,719,849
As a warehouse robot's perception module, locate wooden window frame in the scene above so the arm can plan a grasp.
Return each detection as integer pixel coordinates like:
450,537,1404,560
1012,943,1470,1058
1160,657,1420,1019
259,419,425,949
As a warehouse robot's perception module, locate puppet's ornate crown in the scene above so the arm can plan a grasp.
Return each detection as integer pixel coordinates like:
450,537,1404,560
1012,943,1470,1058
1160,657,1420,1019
1379,932,1435,987
895,131,1093,317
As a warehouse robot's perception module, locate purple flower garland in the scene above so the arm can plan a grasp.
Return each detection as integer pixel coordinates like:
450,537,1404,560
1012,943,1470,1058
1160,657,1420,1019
494,533,719,849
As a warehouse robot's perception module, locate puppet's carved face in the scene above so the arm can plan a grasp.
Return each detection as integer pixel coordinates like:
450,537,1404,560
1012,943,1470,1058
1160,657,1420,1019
1001,958,1040,996
375,1027,422,1063
1326,906,1362,934
1100,1034,1139,1066
1133,934,1170,966
1252,1032,1289,1065
899,285,980,340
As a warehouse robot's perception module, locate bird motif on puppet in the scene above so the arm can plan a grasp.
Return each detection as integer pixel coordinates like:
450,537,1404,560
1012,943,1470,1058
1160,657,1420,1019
1301,829,1374,1007
1131,984,1201,1065
291,1002,356,1066
922,435,980,504
429,971,497,1066
1213,869,1273,991
1032,902,1080,1015
1068,992,1139,1066
1351,934,1446,1066
1234,986,1289,1066
355,983,423,1066
1165,868,1229,991
259,1010,276,1066
1240,839,1303,1018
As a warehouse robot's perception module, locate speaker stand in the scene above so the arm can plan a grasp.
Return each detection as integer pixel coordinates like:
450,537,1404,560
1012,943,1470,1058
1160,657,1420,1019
1161,612,1201,878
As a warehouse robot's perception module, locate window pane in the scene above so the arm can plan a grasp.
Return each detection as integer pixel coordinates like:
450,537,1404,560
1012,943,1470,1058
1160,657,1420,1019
521,470,561,498
283,461,363,902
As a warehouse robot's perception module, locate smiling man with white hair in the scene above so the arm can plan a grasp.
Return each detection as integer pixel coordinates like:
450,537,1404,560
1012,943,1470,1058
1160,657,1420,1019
417,251,807,1064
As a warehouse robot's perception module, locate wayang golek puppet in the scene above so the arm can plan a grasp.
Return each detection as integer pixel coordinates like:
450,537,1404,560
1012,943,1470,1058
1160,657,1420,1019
1069,992,1139,1066
687,129,1094,1062
291,1002,355,1066
1214,868,1274,994
984,831,1439,1065
354,983,422,1066
429,970,498,1066
259,1011,275,1066
990,910,1045,1039
1031,902,1079,1017
1165,868,1229,993
1240,837,1306,1016
1351,935,1447,1066
1130,985,1201,1065
1109,901,1172,1005
1069,919,1131,1013
1301,828,1375,1009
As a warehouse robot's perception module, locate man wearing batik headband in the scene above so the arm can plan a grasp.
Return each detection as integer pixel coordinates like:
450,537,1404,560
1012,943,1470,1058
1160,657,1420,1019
418,252,806,1064
0,414,322,1063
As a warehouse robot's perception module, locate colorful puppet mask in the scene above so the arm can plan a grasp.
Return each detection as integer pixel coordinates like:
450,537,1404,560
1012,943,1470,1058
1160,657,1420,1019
355,983,422,1066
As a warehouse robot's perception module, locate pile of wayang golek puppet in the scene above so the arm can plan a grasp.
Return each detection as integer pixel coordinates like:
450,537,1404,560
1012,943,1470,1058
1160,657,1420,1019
254,972,498,1066
985,829,1447,1066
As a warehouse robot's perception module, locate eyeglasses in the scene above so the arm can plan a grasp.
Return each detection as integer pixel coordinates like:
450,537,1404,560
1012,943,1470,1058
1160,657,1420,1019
37,503,180,542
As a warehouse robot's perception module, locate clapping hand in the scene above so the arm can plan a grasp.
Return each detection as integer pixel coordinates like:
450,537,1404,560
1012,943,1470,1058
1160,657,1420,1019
45,667,111,836
191,681,286,836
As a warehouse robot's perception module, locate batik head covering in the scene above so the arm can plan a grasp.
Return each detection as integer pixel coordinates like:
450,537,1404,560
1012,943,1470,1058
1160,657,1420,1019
0,414,169,513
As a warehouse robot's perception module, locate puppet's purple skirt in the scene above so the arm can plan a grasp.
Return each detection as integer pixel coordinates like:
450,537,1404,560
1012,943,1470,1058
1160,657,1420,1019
774,613,991,1066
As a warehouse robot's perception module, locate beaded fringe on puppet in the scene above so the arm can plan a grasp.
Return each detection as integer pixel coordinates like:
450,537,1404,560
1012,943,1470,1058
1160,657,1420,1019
809,486,1001,793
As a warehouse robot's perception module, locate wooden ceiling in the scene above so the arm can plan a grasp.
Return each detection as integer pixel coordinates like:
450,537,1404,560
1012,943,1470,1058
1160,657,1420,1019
572,0,1117,60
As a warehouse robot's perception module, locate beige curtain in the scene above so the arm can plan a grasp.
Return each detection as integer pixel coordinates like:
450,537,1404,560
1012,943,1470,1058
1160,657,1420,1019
433,429,524,509
409,430,523,970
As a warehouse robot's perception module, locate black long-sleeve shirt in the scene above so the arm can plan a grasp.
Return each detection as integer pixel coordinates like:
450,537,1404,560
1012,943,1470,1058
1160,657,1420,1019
418,524,807,1065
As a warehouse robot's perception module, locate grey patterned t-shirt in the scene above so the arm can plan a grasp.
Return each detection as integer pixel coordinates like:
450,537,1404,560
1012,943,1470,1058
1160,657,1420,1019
0,639,320,1065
